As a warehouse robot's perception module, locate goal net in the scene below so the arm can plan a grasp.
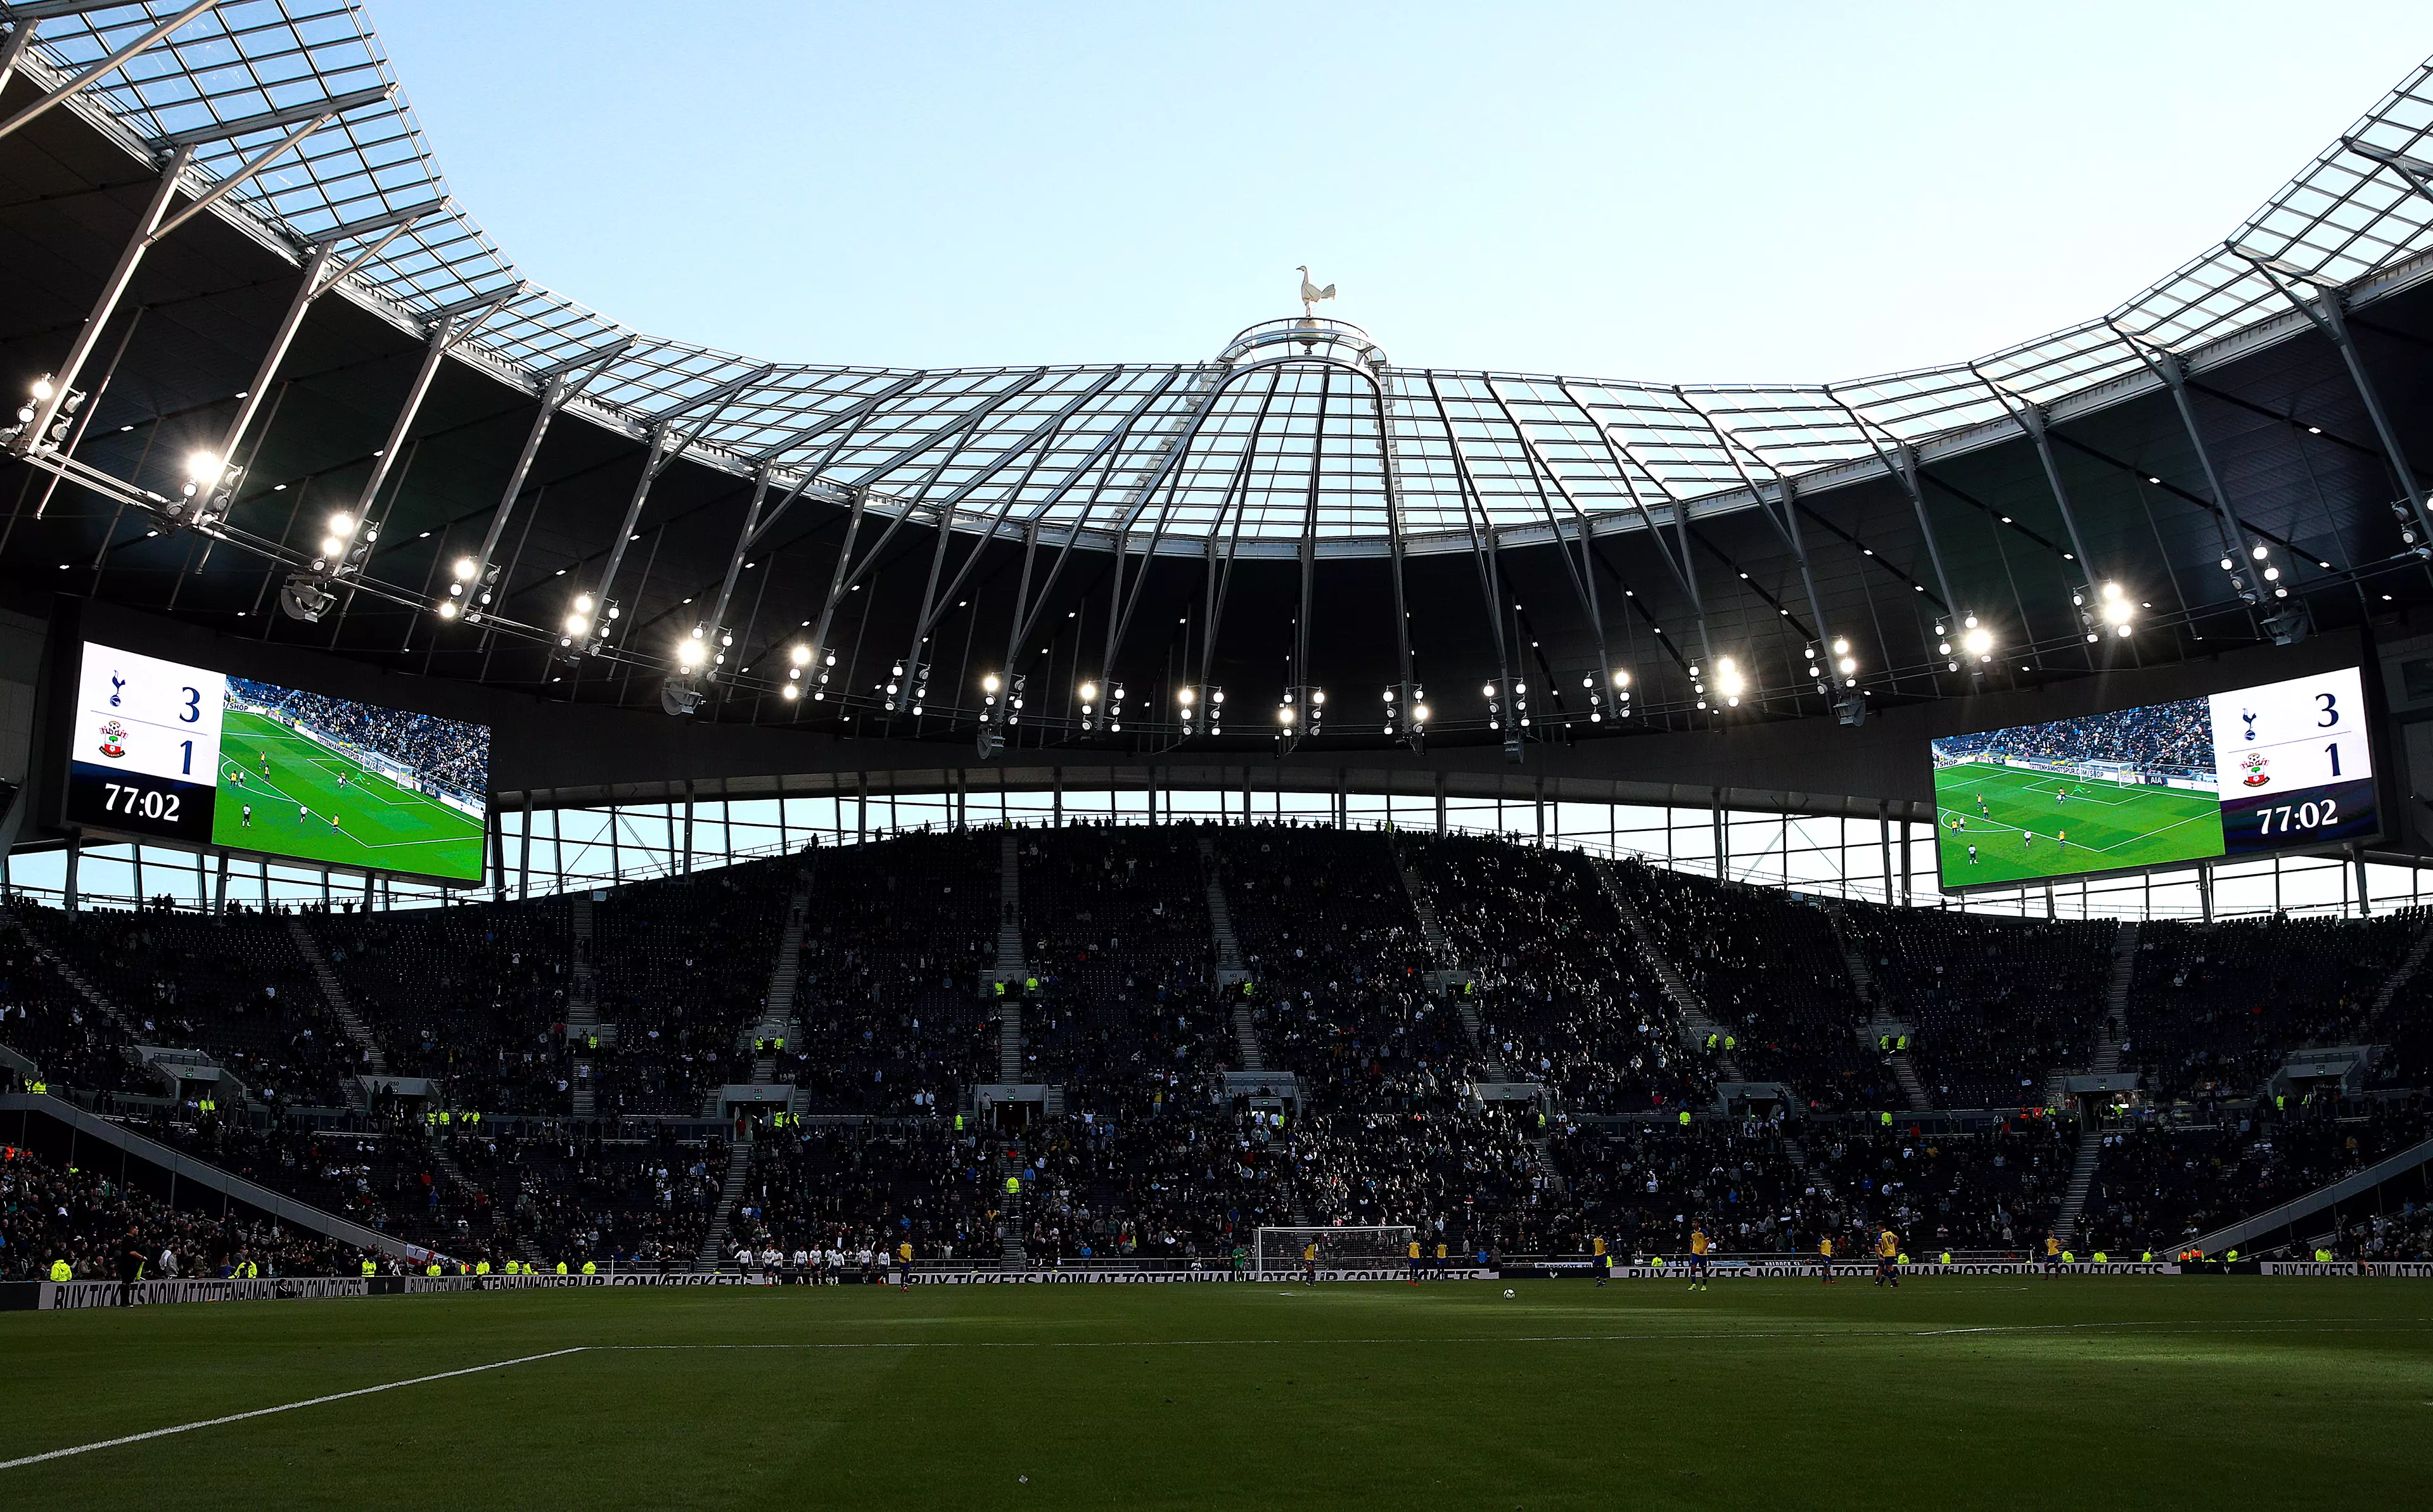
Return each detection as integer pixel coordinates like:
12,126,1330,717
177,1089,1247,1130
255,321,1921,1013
1252,1226,1417,1280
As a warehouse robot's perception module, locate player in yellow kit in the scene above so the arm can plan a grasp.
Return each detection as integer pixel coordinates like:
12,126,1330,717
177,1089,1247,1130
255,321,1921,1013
1875,1226,1901,1288
1688,1226,1711,1291
1818,1233,1836,1283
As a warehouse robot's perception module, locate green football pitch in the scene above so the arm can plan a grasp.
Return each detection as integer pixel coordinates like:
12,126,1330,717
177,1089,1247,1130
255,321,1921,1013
3,1280,2429,1509
1933,761,2223,889
210,709,485,884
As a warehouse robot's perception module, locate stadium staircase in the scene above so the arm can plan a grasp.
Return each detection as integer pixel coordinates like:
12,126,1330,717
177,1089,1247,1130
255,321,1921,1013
1386,836,1459,970
2372,913,2433,1015
2,909,141,1048
750,877,814,1083
1386,839,1507,1076
566,893,599,1117
995,1140,1028,1266
993,830,1026,989
1196,836,1262,1067
998,1003,1024,1081
286,917,388,1091
696,1139,753,1270
1825,904,1931,1113
2055,921,2138,1245
1591,860,1740,1081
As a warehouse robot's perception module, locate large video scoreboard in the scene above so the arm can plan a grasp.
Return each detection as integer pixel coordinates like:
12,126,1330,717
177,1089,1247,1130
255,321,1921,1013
1931,666,2377,893
60,638,492,885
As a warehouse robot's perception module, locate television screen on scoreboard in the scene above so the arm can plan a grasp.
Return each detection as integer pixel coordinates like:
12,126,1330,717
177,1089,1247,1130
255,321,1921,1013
58,639,490,884
1931,666,2377,893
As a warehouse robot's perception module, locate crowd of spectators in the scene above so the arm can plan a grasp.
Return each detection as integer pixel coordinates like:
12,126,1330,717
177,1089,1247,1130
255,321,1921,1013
10,823,2433,1271
1408,837,1704,1112
1931,698,2211,776
0,1143,362,1280
2079,1094,2433,1251
227,678,488,802
1616,862,1873,1107
789,831,1000,1113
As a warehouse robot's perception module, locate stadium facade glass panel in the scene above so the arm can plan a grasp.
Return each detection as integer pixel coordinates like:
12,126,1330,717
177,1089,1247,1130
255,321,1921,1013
5,787,2422,925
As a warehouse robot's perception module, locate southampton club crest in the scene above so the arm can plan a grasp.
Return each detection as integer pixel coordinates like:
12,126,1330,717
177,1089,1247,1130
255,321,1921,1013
96,720,127,759
2240,751,2270,789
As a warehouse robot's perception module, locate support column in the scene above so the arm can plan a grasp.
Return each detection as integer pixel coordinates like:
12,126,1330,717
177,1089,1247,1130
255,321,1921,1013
1711,789,1727,881
1877,801,1894,907
2353,843,2372,918
857,773,868,843
519,798,533,901
2199,862,2214,922
214,852,229,915
65,841,79,913
1434,772,1446,834
1053,768,1063,828
681,780,696,874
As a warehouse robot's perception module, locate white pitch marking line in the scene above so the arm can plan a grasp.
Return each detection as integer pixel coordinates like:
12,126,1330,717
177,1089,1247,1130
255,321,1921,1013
0,1346,589,1472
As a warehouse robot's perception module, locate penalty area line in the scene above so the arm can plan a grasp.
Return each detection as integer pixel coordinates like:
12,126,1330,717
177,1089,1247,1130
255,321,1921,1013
0,1346,589,1471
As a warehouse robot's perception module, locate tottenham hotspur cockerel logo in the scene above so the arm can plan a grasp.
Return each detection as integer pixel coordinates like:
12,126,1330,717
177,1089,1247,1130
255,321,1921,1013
96,720,127,759
2240,751,2270,789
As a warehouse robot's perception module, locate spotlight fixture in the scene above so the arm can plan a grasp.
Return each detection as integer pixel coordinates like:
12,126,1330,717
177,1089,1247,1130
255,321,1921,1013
1178,684,1223,737
1277,685,1324,750
1384,682,1431,747
168,448,241,531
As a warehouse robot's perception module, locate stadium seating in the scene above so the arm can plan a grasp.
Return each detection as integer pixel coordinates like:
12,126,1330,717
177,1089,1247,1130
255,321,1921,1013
28,906,359,1107
1408,836,1704,1112
1846,905,2117,1108
791,830,1000,1112
320,899,572,1114
1613,863,1875,1107
2128,914,2420,1102
8,826,2433,1266
589,865,797,1114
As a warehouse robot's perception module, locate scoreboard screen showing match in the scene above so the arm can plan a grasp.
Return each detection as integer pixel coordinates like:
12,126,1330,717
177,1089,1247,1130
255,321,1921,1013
1931,666,2377,893
60,639,490,884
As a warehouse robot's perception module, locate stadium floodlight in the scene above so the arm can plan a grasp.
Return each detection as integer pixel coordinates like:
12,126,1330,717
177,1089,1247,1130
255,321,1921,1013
675,635,706,671
2392,498,2430,557
1078,678,1101,730
170,448,241,531
4,373,83,452
1385,681,1429,746
452,557,478,581
2099,581,2135,636
1715,656,1745,707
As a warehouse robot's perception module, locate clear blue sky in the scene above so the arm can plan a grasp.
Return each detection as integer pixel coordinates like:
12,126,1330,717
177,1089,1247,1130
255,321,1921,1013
375,1,2430,380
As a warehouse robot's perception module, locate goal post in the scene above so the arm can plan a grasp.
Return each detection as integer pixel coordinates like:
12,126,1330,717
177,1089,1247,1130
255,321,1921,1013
1252,1225,1418,1279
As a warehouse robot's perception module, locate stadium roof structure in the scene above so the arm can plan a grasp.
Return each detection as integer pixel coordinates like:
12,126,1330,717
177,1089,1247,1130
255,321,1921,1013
4,1,2433,772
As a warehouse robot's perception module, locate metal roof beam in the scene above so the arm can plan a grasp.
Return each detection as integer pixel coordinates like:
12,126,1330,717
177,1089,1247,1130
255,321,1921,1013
152,84,393,148
307,197,446,251
0,0,221,144
1,3,178,19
